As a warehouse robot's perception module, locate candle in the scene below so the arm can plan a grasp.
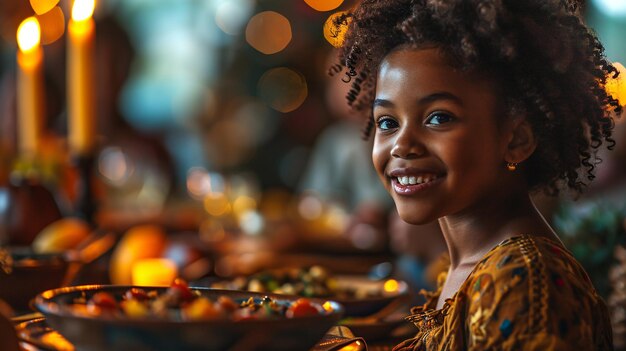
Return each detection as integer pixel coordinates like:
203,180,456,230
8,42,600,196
67,0,95,156
16,17,44,157
132,258,178,287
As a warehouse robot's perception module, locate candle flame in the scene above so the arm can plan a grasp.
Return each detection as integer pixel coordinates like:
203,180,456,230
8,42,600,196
72,0,95,22
17,17,41,52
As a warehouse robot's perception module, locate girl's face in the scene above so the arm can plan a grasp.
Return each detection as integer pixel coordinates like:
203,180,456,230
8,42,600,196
372,47,512,224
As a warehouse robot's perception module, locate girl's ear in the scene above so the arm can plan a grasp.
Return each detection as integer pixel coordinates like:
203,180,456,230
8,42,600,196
504,117,537,164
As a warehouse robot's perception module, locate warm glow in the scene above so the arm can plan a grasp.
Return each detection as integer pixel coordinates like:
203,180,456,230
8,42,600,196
186,167,211,199
132,258,177,286
71,0,95,22
204,192,231,216
304,0,344,12
245,11,292,55
322,301,334,312
233,196,257,215
298,194,323,220
30,0,60,15
257,67,308,113
383,279,399,293
337,341,364,351
17,17,41,53
606,62,626,107
323,11,350,48
37,6,65,45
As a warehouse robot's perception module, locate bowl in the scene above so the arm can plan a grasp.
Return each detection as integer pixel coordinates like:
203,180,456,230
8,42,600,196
34,285,344,351
332,276,408,317
0,247,68,312
210,267,409,318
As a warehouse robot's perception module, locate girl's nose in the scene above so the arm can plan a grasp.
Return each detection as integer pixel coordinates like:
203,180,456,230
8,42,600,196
391,128,426,159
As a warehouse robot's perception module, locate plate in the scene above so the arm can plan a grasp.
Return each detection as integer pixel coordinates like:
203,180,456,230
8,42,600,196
15,317,73,351
34,285,344,351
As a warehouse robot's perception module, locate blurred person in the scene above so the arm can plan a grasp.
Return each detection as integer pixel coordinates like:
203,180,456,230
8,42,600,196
298,49,393,251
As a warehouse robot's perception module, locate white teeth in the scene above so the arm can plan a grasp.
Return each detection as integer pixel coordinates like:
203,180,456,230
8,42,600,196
397,174,438,186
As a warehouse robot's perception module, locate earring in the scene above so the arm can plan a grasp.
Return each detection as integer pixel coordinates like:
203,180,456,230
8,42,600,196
506,162,518,171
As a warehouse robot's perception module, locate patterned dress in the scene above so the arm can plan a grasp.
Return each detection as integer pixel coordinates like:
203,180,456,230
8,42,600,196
393,235,613,351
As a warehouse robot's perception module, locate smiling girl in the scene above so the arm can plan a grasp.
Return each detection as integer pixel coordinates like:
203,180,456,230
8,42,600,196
333,0,622,350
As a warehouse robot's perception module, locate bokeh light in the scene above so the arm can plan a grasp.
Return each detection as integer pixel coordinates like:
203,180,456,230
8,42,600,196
606,62,626,108
36,6,65,45
238,210,264,235
233,196,257,216
98,147,133,186
257,67,308,113
204,192,231,217
298,194,323,220
323,11,350,48
30,0,59,15
17,17,40,53
592,0,626,16
304,0,344,12
215,0,253,35
72,0,95,22
245,11,292,55
186,167,212,199
383,279,399,293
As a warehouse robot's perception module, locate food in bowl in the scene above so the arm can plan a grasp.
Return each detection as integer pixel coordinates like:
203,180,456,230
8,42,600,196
70,278,329,321
34,281,344,351
211,266,408,316
212,265,400,299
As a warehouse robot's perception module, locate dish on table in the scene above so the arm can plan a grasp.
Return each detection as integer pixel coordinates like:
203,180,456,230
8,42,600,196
211,266,409,317
0,247,68,312
33,280,344,351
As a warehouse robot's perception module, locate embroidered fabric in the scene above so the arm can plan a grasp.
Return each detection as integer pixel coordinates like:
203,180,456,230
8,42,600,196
392,235,613,351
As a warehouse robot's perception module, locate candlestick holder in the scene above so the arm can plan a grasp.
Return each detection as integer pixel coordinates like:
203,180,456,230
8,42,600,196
0,158,63,246
72,154,97,225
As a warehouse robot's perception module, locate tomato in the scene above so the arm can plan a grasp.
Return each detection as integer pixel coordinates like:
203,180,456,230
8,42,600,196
285,298,320,318
170,278,194,301
124,288,148,301
88,292,118,311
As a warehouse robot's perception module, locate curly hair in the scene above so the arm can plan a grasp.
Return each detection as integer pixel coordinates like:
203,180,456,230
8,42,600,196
332,0,622,194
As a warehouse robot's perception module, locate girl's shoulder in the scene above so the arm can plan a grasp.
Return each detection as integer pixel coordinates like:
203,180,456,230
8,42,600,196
469,234,595,294
459,234,612,350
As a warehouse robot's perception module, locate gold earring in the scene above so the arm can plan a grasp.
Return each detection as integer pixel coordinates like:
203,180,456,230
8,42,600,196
506,162,518,171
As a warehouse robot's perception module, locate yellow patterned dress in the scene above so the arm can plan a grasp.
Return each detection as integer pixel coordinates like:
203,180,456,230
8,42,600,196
393,235,613,351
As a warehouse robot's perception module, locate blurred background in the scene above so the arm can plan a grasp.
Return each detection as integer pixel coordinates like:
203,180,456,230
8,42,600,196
0,0,626,347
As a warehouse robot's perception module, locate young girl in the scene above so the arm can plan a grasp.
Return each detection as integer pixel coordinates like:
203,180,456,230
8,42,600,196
333,0,622,350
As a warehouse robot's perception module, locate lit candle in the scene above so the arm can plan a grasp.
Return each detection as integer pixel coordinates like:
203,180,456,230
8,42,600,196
132,258,178,286
16,17,44,157
67,0,95,156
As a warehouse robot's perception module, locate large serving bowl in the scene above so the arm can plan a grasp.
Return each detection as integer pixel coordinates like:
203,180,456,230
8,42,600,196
34,285,344,351
0,247,68,311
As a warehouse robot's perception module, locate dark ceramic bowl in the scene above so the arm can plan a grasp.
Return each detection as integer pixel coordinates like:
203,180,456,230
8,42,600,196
34,285,344,351
326,276,409,317
0,248,68,312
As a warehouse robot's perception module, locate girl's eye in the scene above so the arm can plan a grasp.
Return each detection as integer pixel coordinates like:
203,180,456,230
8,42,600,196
376,117,398,130
425,112,455,126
